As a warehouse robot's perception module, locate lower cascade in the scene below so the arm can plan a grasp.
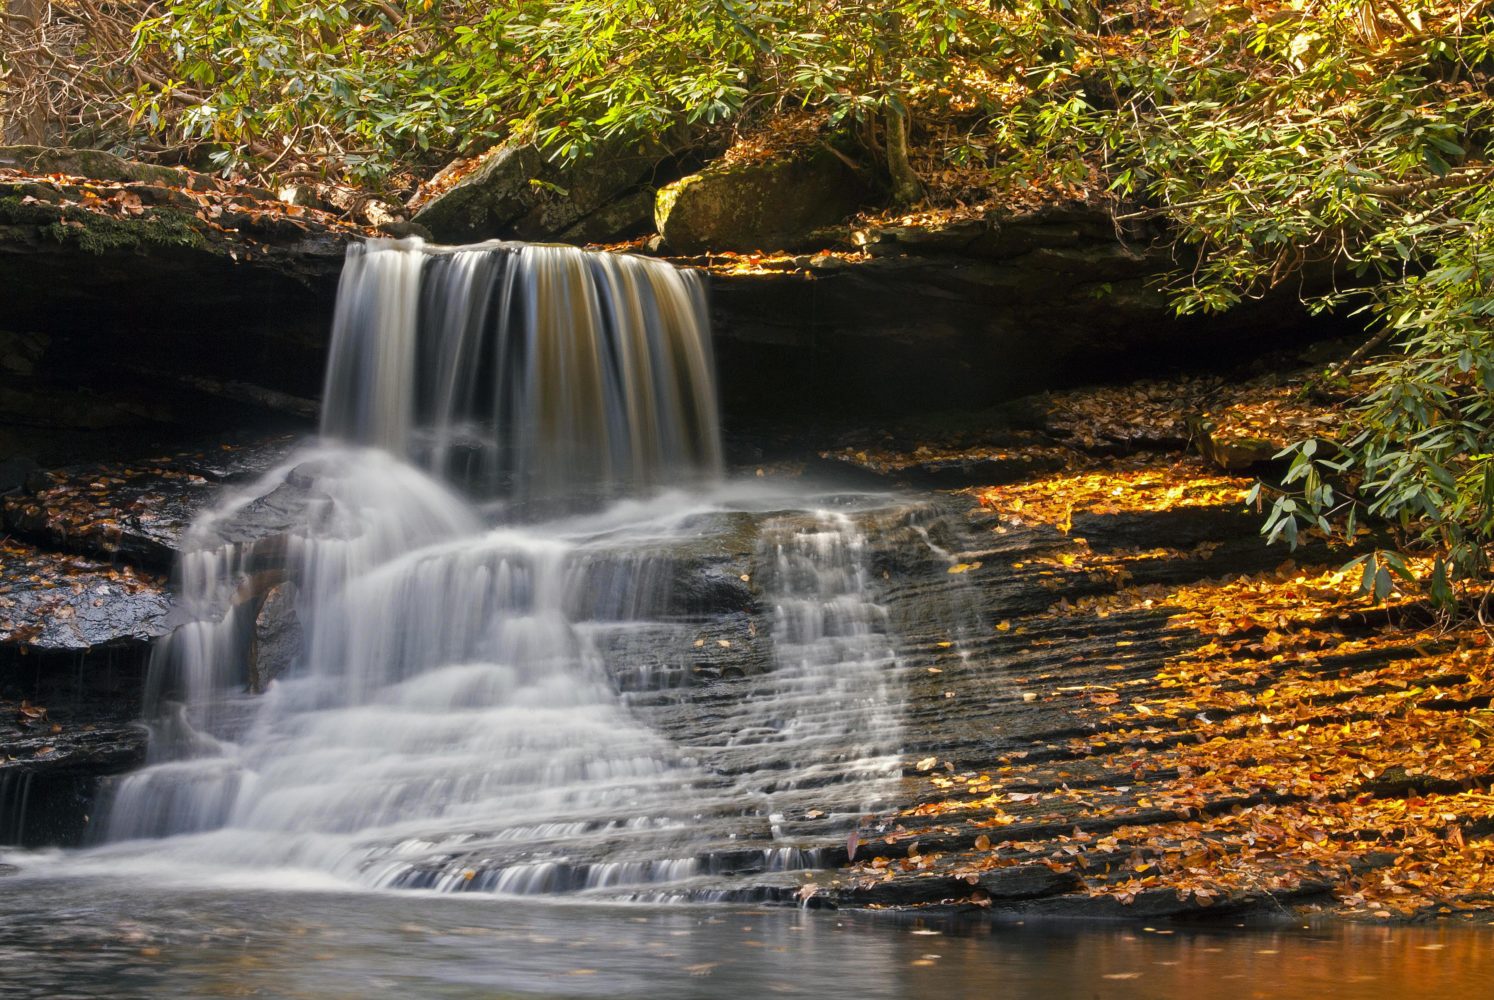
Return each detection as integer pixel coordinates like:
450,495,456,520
85,239,971,898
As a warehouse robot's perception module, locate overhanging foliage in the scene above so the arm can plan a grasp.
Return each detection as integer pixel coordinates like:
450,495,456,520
24,0,1494,602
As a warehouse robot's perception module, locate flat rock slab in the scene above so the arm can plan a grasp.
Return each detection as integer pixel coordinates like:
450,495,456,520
2,435,299,570
0,537,170,655
1,710,146,777
4,467,218,570
808,448,1067,490
836,863,1080,907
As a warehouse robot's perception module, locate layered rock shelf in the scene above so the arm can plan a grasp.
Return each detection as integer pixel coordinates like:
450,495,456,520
8,358,1488,922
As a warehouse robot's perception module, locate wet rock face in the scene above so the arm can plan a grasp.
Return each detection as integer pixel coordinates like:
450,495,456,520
0,150,347,420
0,683,149,847
0,536,158,848
249,582,301,694
0,436,309,845
0,534,163,837
655,149,869,254
0,537,171,654
2,148,1338,447
0,437,298,570
4,466,219,571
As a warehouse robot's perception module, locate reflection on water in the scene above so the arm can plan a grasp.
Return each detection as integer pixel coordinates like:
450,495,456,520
1,873,1489,1000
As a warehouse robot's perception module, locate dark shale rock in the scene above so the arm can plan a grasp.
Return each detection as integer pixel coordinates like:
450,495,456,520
3,465,220,570
0,456,38,495
198,466,326,554
162,435,299,483
975,863,1085,900
706,204,1330,420
1018,879,1338,920
4,153,1336,441
0,532,161,849
0,153,348,433
0,724,149,847
839,864,1079,907
0,437,297,570
655,148,869,254
808,449,1067,489
249,581,302,693
0,539,171,655
563,511,760,621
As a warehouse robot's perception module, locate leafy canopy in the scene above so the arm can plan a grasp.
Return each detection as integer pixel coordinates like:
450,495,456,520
129,0,1026,183
129,1,1494,603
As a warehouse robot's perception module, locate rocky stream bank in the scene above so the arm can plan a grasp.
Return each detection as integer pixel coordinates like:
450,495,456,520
4,354,1492,924
2,146,1490,925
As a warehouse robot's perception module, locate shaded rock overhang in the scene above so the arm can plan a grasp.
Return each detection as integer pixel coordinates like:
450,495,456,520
2,167,1344,450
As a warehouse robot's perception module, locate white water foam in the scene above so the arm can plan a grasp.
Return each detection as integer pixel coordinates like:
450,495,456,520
78,241,930,897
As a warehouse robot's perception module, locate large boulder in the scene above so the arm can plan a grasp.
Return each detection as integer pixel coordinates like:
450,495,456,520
654,149,868,254
410,141,662,245
409,144,544,243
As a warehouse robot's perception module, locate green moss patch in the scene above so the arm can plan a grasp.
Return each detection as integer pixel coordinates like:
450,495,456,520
0,196,205,254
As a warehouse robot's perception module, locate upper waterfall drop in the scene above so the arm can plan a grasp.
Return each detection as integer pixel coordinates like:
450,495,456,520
320,239,723,498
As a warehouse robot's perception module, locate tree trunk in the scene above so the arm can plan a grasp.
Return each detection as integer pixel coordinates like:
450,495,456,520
883,102,923,206
2,0,51,145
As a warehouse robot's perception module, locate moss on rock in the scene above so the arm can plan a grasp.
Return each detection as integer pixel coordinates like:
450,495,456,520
0,197,204,254
0,145,187,188
654,149,868,254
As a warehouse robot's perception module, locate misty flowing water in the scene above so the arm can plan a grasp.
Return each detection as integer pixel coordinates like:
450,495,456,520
5,240,1494,998
29,239,928,898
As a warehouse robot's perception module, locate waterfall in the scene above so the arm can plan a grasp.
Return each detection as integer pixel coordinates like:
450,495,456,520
86,240,923,897
320,240,721,499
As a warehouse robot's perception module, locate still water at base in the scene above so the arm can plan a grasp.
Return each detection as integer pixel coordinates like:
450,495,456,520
0,873,1489,999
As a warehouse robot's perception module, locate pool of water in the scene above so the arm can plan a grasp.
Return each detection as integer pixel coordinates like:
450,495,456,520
2,869,1489,999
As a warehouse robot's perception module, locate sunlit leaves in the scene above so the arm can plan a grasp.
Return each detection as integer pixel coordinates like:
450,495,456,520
129,0,1024,184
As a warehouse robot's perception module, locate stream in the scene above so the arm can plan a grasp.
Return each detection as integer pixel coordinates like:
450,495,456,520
1,872,1489,999
4,238,1492,996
